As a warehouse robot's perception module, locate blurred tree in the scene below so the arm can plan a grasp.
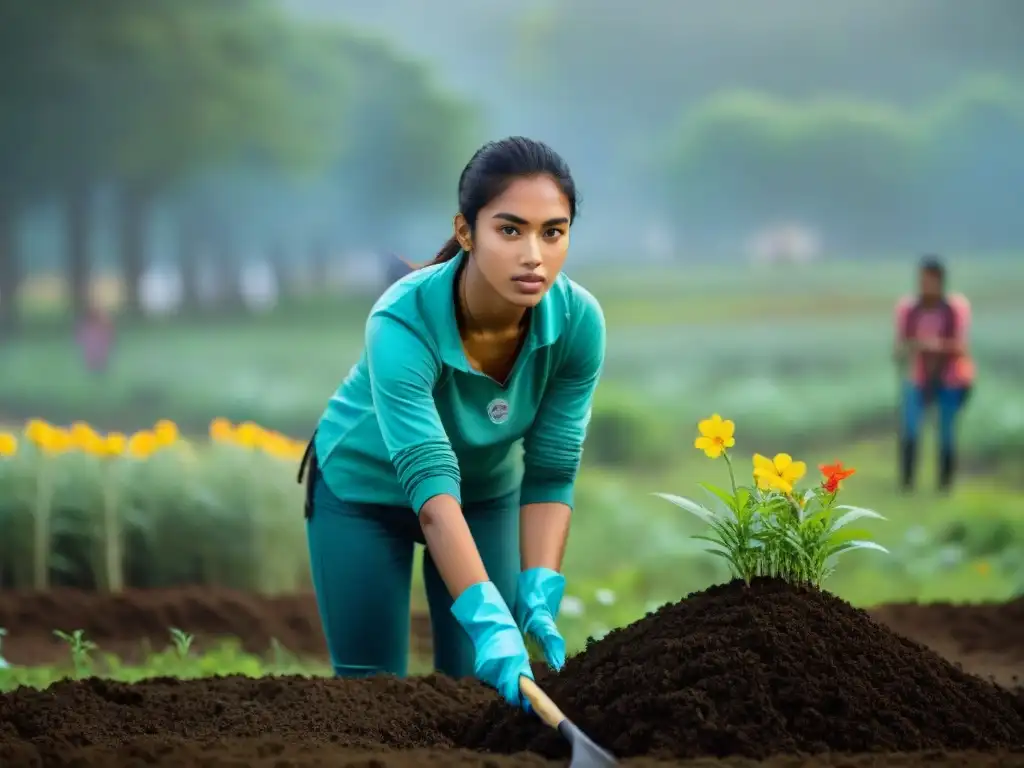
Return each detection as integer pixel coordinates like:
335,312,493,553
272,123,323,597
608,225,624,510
328,33,481,254
0,0,350,323
21,0,135,320
105,0,347,317
775,99,924,248
920,76,1024,251
162,24,477,308
662,91,929,252
662,77,1024,253
0,1,102,327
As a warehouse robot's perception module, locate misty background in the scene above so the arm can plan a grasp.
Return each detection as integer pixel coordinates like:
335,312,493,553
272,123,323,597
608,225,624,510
1,1,1023,619
2,0,1024,332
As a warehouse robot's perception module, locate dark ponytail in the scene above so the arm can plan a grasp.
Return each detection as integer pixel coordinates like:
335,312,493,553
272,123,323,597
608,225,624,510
394,235,461,272
424,235,463,268
411,137,578,271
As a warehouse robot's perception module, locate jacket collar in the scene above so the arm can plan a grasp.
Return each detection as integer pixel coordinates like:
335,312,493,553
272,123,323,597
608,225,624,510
432,251,563,372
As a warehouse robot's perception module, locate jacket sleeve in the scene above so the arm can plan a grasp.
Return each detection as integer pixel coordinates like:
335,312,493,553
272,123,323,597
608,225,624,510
520,288,606,509
365,312,461,513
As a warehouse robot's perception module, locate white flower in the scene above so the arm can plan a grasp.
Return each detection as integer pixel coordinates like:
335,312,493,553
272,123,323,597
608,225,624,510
595,588,616,606
559,595,585,617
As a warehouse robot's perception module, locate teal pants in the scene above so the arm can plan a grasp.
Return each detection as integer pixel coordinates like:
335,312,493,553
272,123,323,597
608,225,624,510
305,466,520,679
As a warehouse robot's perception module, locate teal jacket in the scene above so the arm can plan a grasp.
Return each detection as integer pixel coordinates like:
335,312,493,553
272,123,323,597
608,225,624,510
314,252,606,514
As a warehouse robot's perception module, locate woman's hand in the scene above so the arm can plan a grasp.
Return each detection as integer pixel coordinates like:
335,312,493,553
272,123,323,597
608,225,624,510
451,581,535,709
517,502,571,670
515,567,567,671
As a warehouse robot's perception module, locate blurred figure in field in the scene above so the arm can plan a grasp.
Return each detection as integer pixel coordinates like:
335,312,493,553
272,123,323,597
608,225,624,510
894,256,974,493
76,304,115,375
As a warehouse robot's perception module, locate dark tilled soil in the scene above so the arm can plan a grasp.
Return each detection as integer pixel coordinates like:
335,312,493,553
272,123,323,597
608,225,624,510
0,586,434,665
2,578,1024,767
1,584,1021,674
871,597,1024,671
3,674,1024,768
466,579,1024,760
0,586,329,663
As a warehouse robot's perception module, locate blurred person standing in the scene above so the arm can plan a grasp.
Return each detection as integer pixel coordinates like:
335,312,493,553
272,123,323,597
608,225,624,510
893,255,974,493
75,303,115,375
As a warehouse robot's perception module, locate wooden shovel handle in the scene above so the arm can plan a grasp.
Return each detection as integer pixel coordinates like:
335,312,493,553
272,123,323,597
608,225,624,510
519,675,566,729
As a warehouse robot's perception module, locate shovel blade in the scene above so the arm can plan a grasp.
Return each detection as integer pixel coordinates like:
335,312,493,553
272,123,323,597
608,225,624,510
558,720,617,768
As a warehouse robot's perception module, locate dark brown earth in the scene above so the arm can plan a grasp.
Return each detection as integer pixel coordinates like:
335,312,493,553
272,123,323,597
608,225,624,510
466,578,1024,759
0,585,433,665
2,584,1022,679
2,579,1024,767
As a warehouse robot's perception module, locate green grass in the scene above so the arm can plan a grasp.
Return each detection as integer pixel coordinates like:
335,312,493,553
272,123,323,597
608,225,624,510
0,629,334,693
2,256,1023,460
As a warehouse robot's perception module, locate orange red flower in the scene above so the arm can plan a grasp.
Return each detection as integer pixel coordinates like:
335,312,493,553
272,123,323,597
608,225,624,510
820,461,856,493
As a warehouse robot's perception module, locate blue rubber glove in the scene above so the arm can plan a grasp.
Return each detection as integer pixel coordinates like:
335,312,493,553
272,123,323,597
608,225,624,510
451,581,534,709
514,567,567,671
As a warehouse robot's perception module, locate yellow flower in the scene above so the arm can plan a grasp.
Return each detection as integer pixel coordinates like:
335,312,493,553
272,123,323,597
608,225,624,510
127,430,159,460
209,417,234,443
289,439,308,461
154,419,179,447
233,421,264,449
71,421,106,455
0,431,18,458
104,432,127,458
259,430,294,461
694,413,735,458
753,453,807,494
39,427,73,456
24,418,54,446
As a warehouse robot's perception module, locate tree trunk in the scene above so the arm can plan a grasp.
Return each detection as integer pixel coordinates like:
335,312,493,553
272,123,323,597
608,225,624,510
66,180,92,322
177,214,202,313
310,240,330,288
118,183,151,319
216,230,244,313
0,197,20,336
269,242,291,299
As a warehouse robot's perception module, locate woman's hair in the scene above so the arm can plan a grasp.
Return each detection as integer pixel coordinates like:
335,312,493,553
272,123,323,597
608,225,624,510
416,136,579,269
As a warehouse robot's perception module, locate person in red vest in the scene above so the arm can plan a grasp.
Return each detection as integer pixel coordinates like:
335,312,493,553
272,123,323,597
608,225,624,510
893,255,974,492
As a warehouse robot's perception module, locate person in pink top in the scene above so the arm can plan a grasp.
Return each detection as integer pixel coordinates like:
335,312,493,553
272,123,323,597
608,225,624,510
893,256,974,492
75,304,115,375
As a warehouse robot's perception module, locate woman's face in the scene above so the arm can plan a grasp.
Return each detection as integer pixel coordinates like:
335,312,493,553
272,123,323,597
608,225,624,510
919,269,943,303
457,174,572,309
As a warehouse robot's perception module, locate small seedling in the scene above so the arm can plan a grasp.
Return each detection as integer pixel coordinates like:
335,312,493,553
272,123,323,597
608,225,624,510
54,629,98,678
269,637,298,671
169,628,194,660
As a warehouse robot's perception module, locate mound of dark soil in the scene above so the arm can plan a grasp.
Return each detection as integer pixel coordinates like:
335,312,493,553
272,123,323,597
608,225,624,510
463,578,1024,761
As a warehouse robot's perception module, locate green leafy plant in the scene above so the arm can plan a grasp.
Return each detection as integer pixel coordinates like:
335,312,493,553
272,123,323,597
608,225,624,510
170,628,195,660
54,629,98,678
654,414,888,586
